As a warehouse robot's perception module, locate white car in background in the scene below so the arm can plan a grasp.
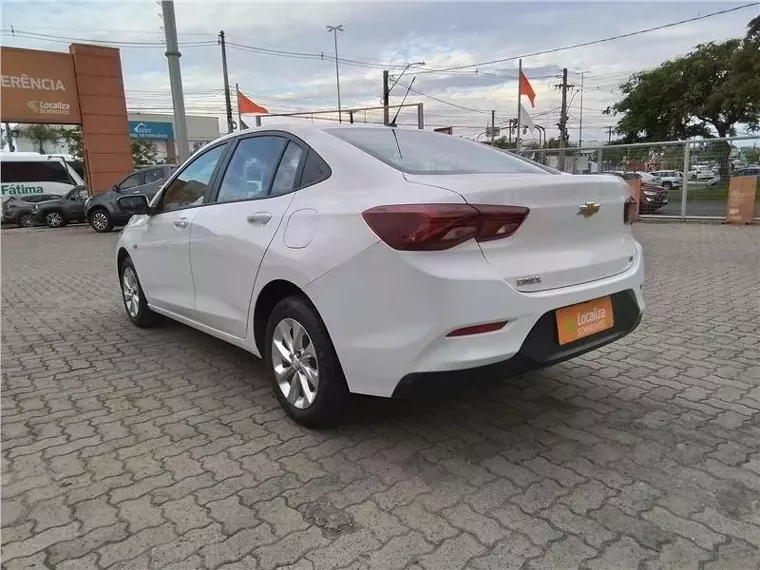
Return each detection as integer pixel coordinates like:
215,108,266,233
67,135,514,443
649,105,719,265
688,166,714,181
649,170,683,188
115,125,645,426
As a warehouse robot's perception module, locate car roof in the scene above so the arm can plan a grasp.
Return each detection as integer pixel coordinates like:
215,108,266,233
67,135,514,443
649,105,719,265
0,152,70,162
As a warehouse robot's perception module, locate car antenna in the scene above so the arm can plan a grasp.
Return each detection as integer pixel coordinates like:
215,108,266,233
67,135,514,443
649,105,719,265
389,76,416,128
391,127,403,160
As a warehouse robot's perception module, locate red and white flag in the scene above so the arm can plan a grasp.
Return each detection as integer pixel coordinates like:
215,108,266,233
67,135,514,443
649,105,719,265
520,71,536,108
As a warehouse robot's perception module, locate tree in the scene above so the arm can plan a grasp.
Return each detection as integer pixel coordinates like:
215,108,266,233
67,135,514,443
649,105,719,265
17,124,60,153
56,126,83,161
607,17,760,178
131,140,159,168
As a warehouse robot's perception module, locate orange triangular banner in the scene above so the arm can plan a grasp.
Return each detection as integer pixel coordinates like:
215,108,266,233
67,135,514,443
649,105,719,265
238,91,269,114
520,71,536,108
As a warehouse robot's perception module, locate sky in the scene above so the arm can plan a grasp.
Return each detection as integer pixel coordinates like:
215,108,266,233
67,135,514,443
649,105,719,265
2,1,758,145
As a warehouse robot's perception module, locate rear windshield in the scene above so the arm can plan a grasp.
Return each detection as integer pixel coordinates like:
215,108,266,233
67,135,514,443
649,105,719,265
328,127,549,175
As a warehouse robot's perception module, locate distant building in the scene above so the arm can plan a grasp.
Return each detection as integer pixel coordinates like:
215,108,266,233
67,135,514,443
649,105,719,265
13,113,221,164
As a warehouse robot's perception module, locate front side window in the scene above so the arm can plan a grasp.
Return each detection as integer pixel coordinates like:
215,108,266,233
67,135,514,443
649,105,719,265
328,127,548,175
161,144,227,212
216,136,287,204
119,173,142,190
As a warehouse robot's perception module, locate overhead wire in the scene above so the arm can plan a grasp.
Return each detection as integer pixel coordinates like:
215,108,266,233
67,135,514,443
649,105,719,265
416,3,759,73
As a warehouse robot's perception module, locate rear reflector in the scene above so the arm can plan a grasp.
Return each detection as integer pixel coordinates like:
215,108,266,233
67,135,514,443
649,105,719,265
447,321,508,337
362,204,529,251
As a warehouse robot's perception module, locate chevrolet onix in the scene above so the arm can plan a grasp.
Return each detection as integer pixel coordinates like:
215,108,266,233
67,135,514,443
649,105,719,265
116,125,644,426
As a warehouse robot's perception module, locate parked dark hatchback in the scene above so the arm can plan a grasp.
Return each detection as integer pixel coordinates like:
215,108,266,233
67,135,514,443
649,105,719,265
85,165,177,232
32,187,90,228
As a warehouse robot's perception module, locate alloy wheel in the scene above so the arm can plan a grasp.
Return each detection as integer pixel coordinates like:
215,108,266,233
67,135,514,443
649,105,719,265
46,212,63,228
121,266,141,318
271,318,319,409
19,214,33,228
91,211,109,231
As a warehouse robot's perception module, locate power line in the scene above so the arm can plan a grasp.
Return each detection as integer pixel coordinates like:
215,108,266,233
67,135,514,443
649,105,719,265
394,81,491,114
419,3,759,73
0,29,215,47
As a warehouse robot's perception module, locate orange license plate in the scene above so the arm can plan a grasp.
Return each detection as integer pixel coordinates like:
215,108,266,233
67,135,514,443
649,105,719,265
556,296,614,345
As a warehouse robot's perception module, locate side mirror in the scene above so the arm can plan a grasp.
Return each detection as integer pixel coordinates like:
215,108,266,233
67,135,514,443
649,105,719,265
117,194,151,215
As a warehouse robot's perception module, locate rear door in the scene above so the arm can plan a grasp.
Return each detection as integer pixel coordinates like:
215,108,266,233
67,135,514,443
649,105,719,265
190,133,305,337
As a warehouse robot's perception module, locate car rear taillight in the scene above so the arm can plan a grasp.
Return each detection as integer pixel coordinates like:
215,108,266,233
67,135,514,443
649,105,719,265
624,197,635,225
361,204,529,251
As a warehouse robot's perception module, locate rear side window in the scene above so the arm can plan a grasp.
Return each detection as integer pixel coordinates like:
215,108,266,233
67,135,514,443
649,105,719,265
328,127,547,175
1,160,74,184
144,168,166,184
299,150,330,188
271,142,305,197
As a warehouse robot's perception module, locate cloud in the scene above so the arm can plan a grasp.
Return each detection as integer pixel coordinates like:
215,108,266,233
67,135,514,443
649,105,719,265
2,1,756,142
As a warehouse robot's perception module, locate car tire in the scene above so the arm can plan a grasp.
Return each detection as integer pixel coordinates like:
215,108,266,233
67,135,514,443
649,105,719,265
264,296,349,428
89,208,113,233
45,211,66,228
119,256,157,328
662,182,672,189
18,214,34,228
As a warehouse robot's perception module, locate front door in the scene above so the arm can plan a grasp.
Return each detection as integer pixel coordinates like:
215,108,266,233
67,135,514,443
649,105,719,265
190,135,306,338
130,143,228,316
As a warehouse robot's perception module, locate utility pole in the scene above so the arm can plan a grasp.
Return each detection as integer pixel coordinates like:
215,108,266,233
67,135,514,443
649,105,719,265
161,0,190,163
326,25,343,122
491,110,496,145
578,71,585,147
219,30,234,134
515,58,523,151
606,125,615,143
557,67,570,171
383,70,390,126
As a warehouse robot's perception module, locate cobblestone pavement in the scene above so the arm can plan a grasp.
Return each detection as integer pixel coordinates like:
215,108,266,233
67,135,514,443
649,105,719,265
2,223,760,570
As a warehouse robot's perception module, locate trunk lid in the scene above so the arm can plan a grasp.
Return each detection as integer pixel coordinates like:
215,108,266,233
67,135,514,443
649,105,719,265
404,172,636,292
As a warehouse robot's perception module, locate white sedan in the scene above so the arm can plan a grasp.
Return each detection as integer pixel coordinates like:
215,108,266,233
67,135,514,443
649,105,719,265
116,125,645,426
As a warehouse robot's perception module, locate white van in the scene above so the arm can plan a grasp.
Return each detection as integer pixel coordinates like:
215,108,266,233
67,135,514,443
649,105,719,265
0,152,85,198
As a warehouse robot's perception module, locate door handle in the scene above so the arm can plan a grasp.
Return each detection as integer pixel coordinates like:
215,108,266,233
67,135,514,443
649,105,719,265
173,217,188,229
247,212,272,226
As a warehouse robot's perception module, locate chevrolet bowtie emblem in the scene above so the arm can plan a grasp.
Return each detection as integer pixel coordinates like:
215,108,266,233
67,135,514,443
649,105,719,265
577,202,601,217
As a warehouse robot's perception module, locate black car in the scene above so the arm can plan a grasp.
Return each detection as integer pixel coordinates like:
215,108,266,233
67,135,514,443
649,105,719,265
85,165,176,232
2,194,63,227
32,186,90,228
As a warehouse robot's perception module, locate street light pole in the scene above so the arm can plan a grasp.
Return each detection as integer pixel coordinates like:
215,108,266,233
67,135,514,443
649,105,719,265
326,25,343,122
389,61,426,93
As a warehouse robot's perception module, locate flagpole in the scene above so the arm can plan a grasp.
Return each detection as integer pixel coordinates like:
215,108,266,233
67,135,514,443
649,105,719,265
515,59,522,152
236,83,242,131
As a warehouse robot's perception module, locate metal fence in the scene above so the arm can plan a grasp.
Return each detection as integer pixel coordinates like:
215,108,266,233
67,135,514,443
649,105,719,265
518,136,760,221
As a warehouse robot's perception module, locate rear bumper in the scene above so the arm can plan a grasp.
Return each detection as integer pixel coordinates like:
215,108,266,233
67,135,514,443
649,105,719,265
393,289,642,396
306,238,645,398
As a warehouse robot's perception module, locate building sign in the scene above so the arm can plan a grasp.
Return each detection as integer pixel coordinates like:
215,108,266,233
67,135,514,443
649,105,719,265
0,47,81,124
128,121,174,140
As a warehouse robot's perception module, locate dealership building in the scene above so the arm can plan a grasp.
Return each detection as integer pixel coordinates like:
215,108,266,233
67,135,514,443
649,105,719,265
14,112,221,162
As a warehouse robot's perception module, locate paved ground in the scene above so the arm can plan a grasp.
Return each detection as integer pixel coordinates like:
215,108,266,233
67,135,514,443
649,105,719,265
2,223,760,570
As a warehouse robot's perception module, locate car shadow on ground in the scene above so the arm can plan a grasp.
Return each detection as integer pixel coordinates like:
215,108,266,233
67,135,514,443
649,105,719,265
146,313,592,434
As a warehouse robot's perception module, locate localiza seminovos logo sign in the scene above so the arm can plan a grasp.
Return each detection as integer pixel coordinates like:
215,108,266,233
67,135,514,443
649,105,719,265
1,73,72,116
129,121,174,140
